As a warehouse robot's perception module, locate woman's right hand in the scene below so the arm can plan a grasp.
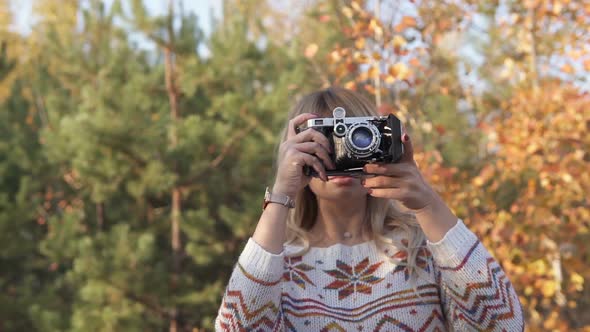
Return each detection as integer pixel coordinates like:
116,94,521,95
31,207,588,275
272,113,336,197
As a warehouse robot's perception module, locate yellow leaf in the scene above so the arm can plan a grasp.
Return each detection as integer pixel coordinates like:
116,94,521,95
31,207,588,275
355,38,365,50
421,121,432,133
344,81,356,90
553,2,563,15
304,43,318,59
561,173,573,183
541,280,557,297
526,142,538,154
353,51,369,64
392,35,406,49
367,19,383,38
389,62,409,80
330,50,341,62
341,6,353,18
571,272,584,291
369,19,378,31
531,259,547,276
374,25,383,38
473,177,484,187
567,48,583,60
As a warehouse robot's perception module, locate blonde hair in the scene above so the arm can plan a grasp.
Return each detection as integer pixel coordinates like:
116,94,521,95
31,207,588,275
276,87,427,280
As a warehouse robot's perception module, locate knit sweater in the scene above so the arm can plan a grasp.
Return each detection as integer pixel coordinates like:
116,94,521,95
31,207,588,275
215,219,524,331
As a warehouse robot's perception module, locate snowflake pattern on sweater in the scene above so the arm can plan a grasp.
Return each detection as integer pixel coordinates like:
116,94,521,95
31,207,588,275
215,219,524,331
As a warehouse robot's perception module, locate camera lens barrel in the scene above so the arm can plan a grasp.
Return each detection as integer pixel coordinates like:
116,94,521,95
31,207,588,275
344,123,381,158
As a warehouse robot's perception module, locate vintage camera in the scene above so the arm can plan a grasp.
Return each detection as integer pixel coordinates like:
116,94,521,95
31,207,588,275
299,107,404,176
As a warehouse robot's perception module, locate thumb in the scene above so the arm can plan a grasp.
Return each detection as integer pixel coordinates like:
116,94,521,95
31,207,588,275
400,133,414,163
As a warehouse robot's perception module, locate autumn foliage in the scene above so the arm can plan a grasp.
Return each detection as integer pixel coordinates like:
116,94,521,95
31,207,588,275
0,0,588,330
304,0,590,330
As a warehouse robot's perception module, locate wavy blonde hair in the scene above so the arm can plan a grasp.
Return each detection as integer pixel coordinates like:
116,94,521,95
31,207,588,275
276,87,427,280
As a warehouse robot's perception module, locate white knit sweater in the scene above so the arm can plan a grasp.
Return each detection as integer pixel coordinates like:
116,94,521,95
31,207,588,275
215,220,524,331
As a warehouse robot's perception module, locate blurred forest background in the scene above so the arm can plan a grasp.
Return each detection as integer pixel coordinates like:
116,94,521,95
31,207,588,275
0,0,588,331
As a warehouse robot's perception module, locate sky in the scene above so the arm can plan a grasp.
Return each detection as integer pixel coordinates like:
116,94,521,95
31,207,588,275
8,0,586,91
11,0,223,36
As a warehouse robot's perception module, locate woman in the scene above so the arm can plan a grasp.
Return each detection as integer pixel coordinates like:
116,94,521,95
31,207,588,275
215,87,524,331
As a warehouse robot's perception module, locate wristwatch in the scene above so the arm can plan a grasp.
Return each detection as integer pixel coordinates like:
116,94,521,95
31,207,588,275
262,187,295,210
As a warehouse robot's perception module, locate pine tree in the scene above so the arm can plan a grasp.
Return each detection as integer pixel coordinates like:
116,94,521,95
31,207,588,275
0,0,316,330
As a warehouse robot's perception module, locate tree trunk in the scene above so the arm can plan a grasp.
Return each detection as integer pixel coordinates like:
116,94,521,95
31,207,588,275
373,0,382,107
96,202,104,230
164,1,181,331
527,6,539,91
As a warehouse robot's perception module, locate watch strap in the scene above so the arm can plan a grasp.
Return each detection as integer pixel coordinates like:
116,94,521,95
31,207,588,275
263,187,295,210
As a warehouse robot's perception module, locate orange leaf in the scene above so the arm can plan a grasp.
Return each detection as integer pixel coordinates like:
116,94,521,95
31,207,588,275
378,103,394,115
561,63,574,74
394,16,417,32
566,48,583,60
435,124,446,135
364,84,376,94
524,0,540,9
344,81,357,91
402,16,417,28
367,66,378,79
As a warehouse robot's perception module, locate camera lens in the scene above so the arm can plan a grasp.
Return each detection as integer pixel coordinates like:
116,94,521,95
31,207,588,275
351,127,373,148
343,122,381,158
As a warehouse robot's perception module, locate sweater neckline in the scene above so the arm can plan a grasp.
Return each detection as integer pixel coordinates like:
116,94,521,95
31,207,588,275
286,239,378,256
309,240,374,250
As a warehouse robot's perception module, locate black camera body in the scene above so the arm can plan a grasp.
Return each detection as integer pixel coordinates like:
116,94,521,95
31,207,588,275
300,107,404,176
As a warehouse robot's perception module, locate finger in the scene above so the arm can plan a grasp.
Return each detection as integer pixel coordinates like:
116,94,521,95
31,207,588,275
367,187,405,200
291,128,332,153
364,163,411,176
294,142,336,170
362,176,405,189
400,132,414,164
288,113,319,138
300,153,327,181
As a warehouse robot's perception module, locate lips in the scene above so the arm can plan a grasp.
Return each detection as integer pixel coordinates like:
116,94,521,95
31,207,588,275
327,176,357,185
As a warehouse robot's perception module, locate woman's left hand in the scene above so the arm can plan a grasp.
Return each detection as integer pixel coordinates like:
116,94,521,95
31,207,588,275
362,133,439,212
